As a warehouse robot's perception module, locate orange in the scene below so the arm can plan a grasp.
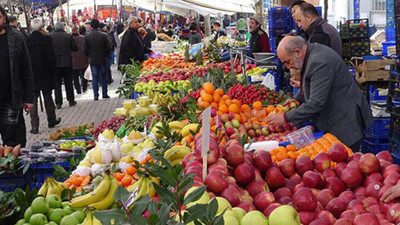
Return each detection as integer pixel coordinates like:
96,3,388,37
200,101,210,109
215,88,224,96
114,172,125,181
232,99,242,107
126,166,136,175
200,92,213,103
211,102,219,109
218,105,228,113
121,175,133,186
277,151,288,161
266,105,275,114
241,104,251,112
202,82,215,95
228,104,240,114
253,101,263,109
72,177,82,187
286,145,296,152
225,99,232,106
213,93,221,102
222,95,231,100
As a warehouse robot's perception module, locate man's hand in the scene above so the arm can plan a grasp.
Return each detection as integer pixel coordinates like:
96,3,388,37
24,103,34,115
283,98,301,107
381,183,400,203
266,113,286,126
290,77,300,88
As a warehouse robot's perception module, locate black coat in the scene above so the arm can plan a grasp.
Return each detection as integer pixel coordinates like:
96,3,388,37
27,31,57,91
83,29,112,65
49,29,78,68
143,28,156,48
5,26,34,109
118,27,151,66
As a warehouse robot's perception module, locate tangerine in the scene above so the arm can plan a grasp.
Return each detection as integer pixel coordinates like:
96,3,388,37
215,88,224,96
253,101,263,109
213,93,221,102
266,105,275,114
228,104,240,114
202,82,215,95
121,175,133,186
218,105,228,113
241,104,251,112
200,101,210,109
200,92,213,103
126,166,136,175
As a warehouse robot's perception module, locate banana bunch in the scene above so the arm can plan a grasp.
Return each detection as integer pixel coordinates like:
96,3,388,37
180,123,200,138
151,90,179,107
38,177,68,198
81,210,102,225
163,146,192,166
70,174,119,210
127,175,159,204
168,121,185,134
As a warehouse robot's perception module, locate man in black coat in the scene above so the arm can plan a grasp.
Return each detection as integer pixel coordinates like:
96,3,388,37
83,19,112,101
118,16,151,66
50,22,78,109
0,6,34,147
26,19,61,134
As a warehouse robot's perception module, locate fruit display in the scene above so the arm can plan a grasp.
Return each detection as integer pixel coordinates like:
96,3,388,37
93,116,126,138
135,80,191,93
38,177,68,198
227,83,288,105
246,67,268,76
64,175,91,192
0,144,21,171
47,122,94,141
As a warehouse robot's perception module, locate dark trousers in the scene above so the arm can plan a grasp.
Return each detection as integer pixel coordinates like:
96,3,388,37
106,56,113,84
73,68,88,94
90,64,108,98
30,90,56,129
0,103,26,147
55,67,75,106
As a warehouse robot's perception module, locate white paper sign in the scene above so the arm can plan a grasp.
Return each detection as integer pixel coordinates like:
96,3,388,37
201,107,211,182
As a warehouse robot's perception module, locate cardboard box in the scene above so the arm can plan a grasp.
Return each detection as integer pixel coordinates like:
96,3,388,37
352,57,396,72
356,70,390,84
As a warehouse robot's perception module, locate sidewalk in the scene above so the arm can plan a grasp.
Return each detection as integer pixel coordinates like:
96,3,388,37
24,65,124,145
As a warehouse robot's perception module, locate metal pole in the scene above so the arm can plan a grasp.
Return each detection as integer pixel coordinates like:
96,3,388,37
67,0,70,26
119,0,123,21
21,0,30,32
109,0,114,22
94,0,97,18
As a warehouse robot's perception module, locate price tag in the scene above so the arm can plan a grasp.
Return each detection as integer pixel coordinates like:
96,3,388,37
201,107,211,182
124,186,138,208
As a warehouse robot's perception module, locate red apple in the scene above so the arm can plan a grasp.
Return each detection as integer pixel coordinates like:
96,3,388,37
246,179,269,198
220,184,241,206
253,151,273,172
236,202,256,212
323,169,338,179
347,199,366,214
363,196,379,209
328,143,348,162
273,187,292,201
376,151,393,163
262,203,281,217
382,202,394,216
348,152,362,162
279,158,296,177
278,196,292,205
353,213,380,225
340,167,363,188
335,162,347,177
354,186,366,198
384,173,400,186
299,211,315,225
334,218,353,225
234,163,255,186
239,192,254,204
368,204,382,214
364,172,384,187
365,181,383,198
339,210,357,220
378,185,391,199
292,187,317,212
284,174,302,191
326,177,346,197
309,219,329,225
317,189,335,208
208,163,228,175
325,198,347,218
205,171,229,195
296,155,314,176
224,144,244,167
265,166,286,189
317,210,336,225
243,151,253,165
293,182,305,194
376,214,386,220
182,153,197,168
383,164,400,178
346,160,359,169
387,203,400,222
359,153,381,174
254,191,275,211
313,152,332,172
254,168,263,181
303,171,326,189
338,191,356,205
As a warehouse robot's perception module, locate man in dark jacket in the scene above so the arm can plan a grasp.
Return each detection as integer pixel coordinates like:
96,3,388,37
118,16,151,66
213,21,227,41
143,23,156,49
27,18,61,134
0,6,34,147
293,2,342,56
267,36,373,151
49,22,78,109
100,23,115,85
83,19,112,101
249,16,271,58
188,24,201,45
71,26,88,94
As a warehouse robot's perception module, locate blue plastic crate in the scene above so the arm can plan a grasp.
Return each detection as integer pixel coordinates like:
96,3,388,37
387,4,395,15
268,17,291,29
130,91,145,100
268,7,291,19
369,86,387,101
390,137,400,153
386,27,395,41
269,27,292,38
0,172,26,192
27,162,70,188
361,138,390,154
315,6,322,16
392,153,400,165
382,41,396,57
390,114,400,140
365,118,390,139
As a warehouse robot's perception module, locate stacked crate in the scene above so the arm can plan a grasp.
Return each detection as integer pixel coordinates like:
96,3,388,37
340,19,370,62
386,67,400,153
267,7,292,53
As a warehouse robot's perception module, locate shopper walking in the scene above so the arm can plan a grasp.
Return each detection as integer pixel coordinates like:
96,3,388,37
100,23,115,85
49,22,78,109
267,36,372,151
26,18,61,134
0,6,34,147
118,16,151,66
83,19,112,101
71,26,88,94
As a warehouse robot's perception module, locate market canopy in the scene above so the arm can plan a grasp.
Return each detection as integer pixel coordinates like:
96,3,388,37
30,0,67,8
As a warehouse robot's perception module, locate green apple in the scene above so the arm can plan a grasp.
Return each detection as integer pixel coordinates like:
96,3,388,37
232,207,246,221
62,202,69,208
60,215,79,225
24,207,33,221
30,213,48,225
223,214,240,225
71,210,86,223
241,211,268,225
62,206,74,215
48,222,58,225
15,219,26,225
46,194,62,208
31,197,49,214
213,197,232,215
268,205,300,225
185,186,210,207
49,208,64,224
47,208,54,218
